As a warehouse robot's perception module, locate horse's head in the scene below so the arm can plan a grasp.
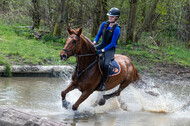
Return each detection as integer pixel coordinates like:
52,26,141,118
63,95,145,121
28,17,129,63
60,28,82,61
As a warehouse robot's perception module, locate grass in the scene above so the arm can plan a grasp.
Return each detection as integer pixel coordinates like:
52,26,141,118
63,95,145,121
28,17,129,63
165,46,190,66
0,21,190,76
0,54,11,76
0,22,76,67
117,41,190,72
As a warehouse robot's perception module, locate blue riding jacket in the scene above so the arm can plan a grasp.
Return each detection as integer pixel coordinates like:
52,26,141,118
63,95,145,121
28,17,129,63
94,21,120,51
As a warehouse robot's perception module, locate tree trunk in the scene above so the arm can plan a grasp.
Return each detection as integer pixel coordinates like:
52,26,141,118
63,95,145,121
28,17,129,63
119,0,125,8
32,0,40,29
0,0,9,13
101,0,107,21
185,0,190,42
91,0,102,37
53,0,66,37
177,0,190,44
75,0,83,27
183,0,190,48
134,0,160,42
189,0,190,47
126,0,138,43
141,0,146,24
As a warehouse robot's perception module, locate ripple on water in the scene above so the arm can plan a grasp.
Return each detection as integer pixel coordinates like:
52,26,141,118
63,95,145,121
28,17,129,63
0,77,190,126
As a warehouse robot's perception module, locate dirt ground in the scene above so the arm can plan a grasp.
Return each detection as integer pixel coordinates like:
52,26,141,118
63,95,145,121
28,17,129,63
143,63,190,82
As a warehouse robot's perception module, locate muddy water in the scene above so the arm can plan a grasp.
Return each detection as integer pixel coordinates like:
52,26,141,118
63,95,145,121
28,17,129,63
0,77,190,126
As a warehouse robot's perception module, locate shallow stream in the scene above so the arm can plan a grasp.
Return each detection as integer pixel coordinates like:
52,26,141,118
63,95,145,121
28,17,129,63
0,76,190,126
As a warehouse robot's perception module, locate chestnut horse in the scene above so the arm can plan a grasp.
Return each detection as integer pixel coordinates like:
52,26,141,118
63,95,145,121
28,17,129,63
60,28,140,110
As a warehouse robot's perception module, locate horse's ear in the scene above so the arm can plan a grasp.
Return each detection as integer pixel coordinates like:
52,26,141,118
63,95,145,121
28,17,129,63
77,28,82,36
67,28,72,35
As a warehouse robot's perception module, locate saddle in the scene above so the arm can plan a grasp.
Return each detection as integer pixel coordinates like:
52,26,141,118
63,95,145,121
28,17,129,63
98,54,121,77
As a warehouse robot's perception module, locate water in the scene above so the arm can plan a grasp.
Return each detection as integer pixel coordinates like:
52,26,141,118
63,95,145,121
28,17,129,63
0,76,190,126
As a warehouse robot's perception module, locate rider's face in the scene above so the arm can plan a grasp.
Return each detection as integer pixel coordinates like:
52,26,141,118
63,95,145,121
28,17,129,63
109,16,117,22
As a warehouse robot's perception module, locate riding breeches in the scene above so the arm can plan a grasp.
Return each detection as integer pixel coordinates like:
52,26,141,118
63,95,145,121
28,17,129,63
95,43,115,79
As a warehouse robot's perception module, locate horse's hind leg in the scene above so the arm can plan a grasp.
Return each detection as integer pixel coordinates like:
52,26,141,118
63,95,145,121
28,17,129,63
103,80,130,100
98,80,130,106
114,80,131,96
61,81,75,109
98,91,117,106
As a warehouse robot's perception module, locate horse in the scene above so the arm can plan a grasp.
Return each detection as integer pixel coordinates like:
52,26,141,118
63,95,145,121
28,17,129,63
60,28,140,110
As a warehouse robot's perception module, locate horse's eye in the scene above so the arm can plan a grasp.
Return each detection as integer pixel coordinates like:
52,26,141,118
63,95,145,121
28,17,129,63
73,40,76,43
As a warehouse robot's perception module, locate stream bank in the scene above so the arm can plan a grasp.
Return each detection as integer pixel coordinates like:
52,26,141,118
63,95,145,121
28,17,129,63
0,65,73,77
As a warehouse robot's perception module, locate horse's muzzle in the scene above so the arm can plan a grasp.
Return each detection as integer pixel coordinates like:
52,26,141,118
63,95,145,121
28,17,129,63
60,54,67,61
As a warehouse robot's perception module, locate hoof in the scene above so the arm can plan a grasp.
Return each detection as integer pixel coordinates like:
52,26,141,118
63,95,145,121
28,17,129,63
72,105,78,111
62,99,71,109
98,98,106,106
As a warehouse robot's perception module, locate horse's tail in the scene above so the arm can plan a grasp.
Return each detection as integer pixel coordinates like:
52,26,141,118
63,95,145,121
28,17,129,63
132,63,141,82
135,69,141,81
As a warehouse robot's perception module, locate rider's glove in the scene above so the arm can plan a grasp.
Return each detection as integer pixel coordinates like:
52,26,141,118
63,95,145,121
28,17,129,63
96,50,103,54
96,49,105,54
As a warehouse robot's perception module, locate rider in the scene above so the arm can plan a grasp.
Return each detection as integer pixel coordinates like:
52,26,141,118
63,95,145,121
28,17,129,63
93,7,121,91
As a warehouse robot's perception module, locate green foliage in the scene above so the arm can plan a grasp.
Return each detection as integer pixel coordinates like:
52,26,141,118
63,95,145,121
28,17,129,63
117,36,190,72
126,40,132,45
41,33,65,44
0,21,76,67
126,45,132,50
165,46,190,66
1,0,190,76
5,64,12,77
13,26,33,38
0,54,12,77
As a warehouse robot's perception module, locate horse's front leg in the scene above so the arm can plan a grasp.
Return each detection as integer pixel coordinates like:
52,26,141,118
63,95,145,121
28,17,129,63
61,81,75,109
72,91,92,110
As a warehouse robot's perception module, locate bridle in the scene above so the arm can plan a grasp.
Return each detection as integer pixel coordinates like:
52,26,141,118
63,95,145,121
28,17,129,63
62,34,98,58
62,34,99,86
62,35,80,58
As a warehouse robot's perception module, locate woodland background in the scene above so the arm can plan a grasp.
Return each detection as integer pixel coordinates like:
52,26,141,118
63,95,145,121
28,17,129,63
0,0,190,77
0,0,190,46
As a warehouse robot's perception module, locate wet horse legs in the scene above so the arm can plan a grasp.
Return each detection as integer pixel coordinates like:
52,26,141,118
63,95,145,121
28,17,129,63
99,80,130,105
61,82,75,109
61,82,93,110
72,91,93,110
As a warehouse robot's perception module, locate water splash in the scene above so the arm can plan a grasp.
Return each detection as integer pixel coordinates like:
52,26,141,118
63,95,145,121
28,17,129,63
0,76,190,125
62,75,190,115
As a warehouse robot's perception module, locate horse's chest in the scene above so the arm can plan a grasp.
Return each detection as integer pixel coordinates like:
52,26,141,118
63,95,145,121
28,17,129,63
73,77,86,91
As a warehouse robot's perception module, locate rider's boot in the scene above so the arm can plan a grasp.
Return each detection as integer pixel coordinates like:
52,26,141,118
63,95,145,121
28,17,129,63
100,69,108,91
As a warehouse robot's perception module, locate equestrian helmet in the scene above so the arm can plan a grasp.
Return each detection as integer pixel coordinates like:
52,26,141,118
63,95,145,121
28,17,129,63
107,8,120,17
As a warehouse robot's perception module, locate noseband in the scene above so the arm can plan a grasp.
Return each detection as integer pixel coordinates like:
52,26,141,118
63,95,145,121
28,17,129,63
62,34,98,86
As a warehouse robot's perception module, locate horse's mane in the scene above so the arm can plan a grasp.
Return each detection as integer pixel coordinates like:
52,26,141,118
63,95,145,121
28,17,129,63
69,28,96,54
80,34,96,53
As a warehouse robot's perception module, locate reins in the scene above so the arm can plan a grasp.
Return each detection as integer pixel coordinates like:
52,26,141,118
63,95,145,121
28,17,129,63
77,53,97,57
74,53,99,87
75,54,98,79
62,34,99,86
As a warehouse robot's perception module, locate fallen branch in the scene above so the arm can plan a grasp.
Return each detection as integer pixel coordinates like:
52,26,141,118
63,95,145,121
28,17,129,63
18,26,50,39
176,70,190,74
0,108,67,126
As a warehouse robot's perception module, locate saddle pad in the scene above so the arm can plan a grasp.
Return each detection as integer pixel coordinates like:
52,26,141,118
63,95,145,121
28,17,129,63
99,59,121,77
109,59,121,76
